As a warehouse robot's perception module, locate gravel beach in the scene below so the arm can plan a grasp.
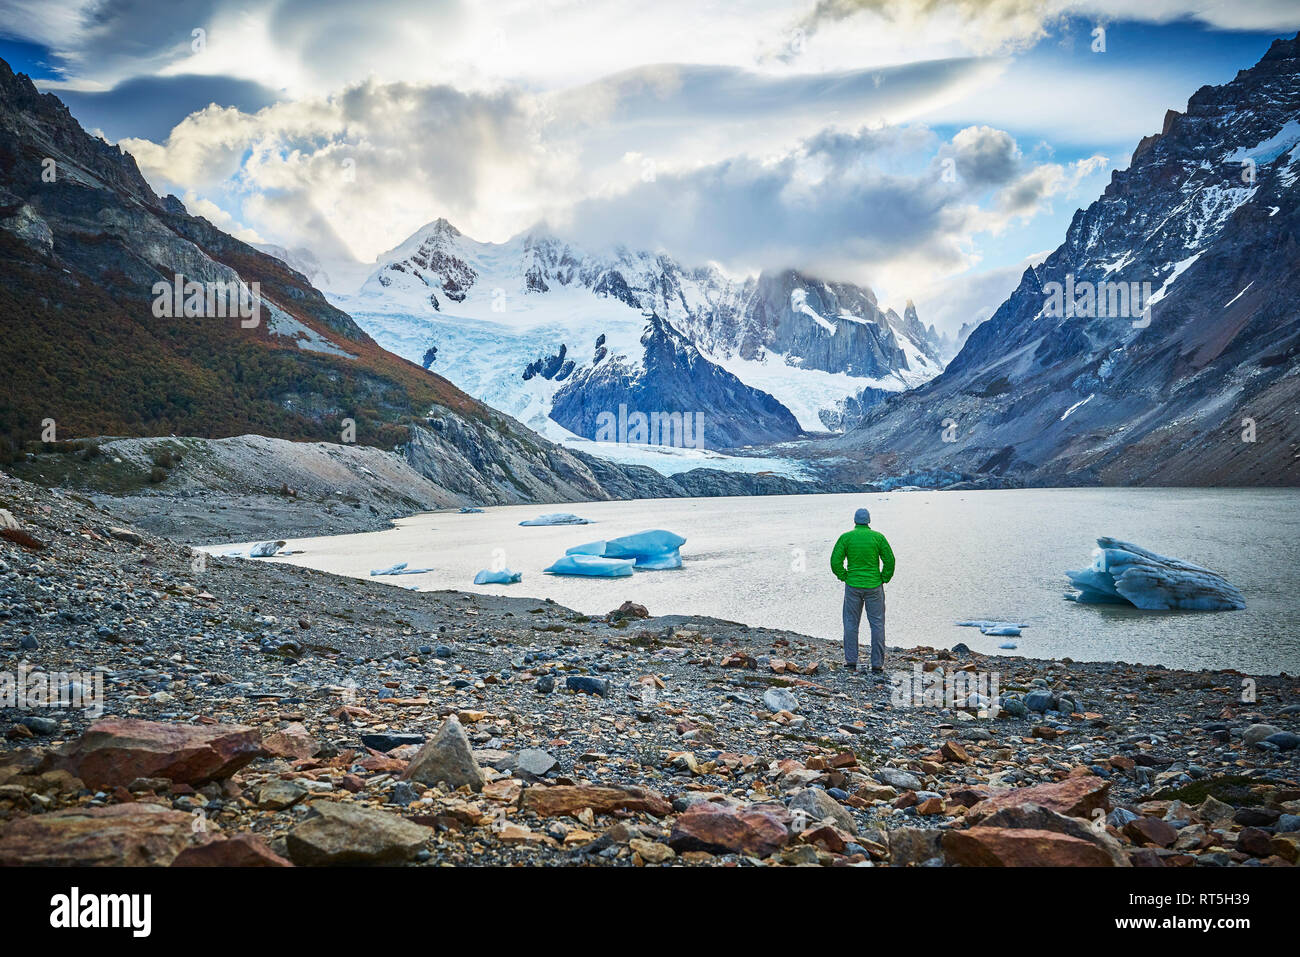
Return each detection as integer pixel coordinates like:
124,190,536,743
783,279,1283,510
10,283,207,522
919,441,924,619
1,471,1297,867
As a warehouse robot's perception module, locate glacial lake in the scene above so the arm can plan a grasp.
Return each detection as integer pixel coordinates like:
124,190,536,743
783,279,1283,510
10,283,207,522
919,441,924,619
207,488,1300,675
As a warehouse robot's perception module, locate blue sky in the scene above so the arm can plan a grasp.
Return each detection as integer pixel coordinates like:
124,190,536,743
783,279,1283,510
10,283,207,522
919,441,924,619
2,0,1296,330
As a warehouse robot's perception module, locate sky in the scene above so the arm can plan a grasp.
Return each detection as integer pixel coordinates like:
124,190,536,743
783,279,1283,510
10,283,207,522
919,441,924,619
2,0,1298,333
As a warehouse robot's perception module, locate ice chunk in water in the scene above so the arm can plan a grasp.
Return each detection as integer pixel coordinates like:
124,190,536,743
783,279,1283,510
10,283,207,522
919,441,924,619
604,530,686,560
565,541,607,556
371,562,433,576
1066,537,1245,611
544,554,635,577
957,620,1025,636
249,540,286,558
564,530,685,569
473,568,522,585
519,513,592,526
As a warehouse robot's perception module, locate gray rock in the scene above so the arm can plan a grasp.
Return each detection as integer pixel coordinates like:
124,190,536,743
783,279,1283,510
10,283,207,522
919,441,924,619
19,716,57,735
790,788,857,835
255,779,309,810
566,676,609,697
762,687,799,713
887,827,943,866
1025,690,1057,713
875,767,923,791
516,748,558,777
402,716,485,792
1242,723,1281,746
1264,731,1299,751
286,802,431,865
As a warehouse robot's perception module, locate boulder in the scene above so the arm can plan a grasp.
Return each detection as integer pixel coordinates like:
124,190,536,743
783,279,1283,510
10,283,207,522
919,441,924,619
0,803,199,866
1124,816,1178,848
944,827,1121,866
261,722,319,760
976,803,1129,866
790,788,857,835
887,827,944,866
876,767,924,791
171,833,292,867
966,775,1111,822
762,687,799,713
56,718,265,789
286,802,431,865
668,803,788,858
1243,723,1281,747
402,716,484,792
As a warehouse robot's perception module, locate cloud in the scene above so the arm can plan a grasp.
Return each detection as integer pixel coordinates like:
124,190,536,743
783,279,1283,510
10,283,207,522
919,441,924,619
794,0,1300,55
57,73,281,142
118,58,1003,265
906,248,1053,336
554,124,1092,290
121,78,571,262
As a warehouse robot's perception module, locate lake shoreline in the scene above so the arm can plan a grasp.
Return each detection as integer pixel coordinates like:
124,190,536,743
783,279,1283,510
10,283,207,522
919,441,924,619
198,487,1300,675
1,470,1298,868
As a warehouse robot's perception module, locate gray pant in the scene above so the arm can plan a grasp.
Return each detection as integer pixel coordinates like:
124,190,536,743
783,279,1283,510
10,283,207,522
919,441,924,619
843,584,885,668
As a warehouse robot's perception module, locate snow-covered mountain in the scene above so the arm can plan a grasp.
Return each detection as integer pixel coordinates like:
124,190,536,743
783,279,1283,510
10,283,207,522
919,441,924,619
331,219,943,453
826,33,1300,487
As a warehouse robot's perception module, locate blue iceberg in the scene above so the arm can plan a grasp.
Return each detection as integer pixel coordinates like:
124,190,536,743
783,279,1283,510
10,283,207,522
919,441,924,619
957,620,1025,636
474,568,522,584
564,529,686,569
1066,537,1245,611
371,562,433,577
459,506,484,514
544,554,635,577
520,513,592,526
249,540,287,558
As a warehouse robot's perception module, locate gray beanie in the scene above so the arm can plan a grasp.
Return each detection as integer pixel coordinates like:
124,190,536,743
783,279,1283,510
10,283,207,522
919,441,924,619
854,507,871,526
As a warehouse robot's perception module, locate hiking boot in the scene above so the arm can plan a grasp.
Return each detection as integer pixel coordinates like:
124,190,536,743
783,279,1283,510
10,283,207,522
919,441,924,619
844,662,857,671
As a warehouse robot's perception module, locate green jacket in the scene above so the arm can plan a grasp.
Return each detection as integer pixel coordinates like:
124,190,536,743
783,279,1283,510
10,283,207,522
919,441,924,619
831,525,895,588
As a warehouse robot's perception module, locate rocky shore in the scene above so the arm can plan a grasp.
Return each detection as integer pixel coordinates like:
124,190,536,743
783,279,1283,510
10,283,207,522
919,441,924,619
0,471,1296,867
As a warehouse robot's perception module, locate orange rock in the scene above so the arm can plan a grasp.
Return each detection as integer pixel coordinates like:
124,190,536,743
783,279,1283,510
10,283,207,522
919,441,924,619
940,741,971,763
0,803,199,866
522,784,671,818
669,803,788,858
967,775,1111,822
172,833,292,866
943,827,1120,866
57,718,265,789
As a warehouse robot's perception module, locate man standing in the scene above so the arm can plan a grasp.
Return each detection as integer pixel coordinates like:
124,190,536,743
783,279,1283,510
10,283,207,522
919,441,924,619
831,507,895,675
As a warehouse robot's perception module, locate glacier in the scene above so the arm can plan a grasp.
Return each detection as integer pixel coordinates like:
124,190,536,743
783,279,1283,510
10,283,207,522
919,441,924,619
1065,537,1246,611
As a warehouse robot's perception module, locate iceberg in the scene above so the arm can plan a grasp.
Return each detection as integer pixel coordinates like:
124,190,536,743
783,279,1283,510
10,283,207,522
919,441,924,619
563,529,686,569
473,568,522,585
519,513,592,526
544,554,635,577
370,562,434,576
249,540,287,558
1065,537,1246,611
957,620,1025,636
459,506,484,514
981,625,1022,637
